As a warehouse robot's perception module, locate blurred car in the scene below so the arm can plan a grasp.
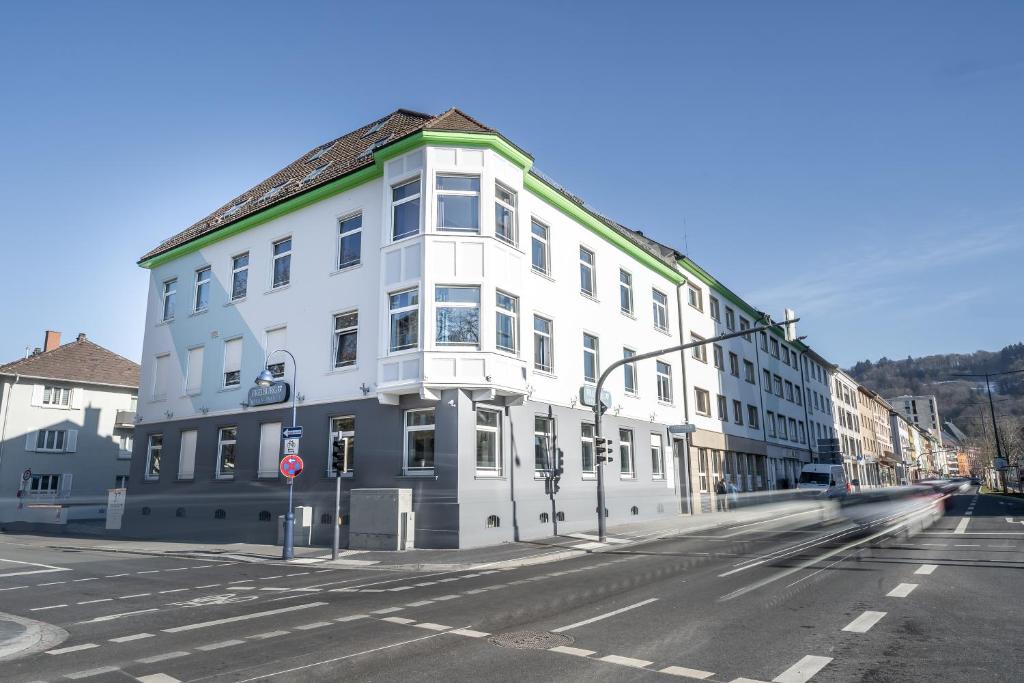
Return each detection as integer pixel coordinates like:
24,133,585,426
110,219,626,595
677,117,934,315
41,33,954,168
970,477,981,485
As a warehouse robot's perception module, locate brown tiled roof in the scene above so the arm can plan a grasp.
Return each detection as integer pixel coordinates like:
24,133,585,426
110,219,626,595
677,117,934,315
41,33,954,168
139,108,496,263
0,336,140,388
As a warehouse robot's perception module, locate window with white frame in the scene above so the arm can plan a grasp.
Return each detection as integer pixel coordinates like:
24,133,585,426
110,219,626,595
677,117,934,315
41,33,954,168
494,182,517,245
117,431,133,457
194,267,211,312
619,269,634,315
744,360,755,384
338,213,362,269
581,423,595,474
763,369,771,392
389,288,419,351
747,405,760,429
623,348,637,395
533,316,553,373
216,427,237,479
404,409,435,471
495,291,518,354
231,252,249,300
778,417,788,440
582,333,599,384
770,338,780,358
223,338,242,387
733,399,744,425
695,388,711,416
534,416,553,472
691,334,707,362
435,286,480,347
788,418,798,442
729,351,739,376
698,448,710,492
531,219,550,275
774,375,784,396
333,311,358,368
153,353,169,400
713,344,724,370
651,433,665,479
725,307,736,330
161,279,176,321
579,246,595,297
766,412,776,436
657,361,673,403
392,177,421,240
29,473,60,495
652,289,669,331
184,346,204,395
145,434,162,480
717,394,728,421
687,285,703,311
475,409,501,475
785,380,794,402
740,317,751,341
329,416,355,476
265,327,286,379
619,428,634,477
35,429,67,452
709,296,720,321
760,331,768,351
272,237,291,288
436,175,480,232
41,386,71,406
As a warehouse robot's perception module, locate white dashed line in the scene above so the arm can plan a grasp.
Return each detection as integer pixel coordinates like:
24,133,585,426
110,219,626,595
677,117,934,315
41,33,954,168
47,643,100,655
372,607,404,614
599,654,652,668
110,633,154,643
66,665,120,679
164,567,190,572
381,617,415,625
197,639,246,651
136,570,161,575
335,614,368,622
0,585,26,591
38,581,66,586
162,602,328,633
30,604,67,611
78,598,114,605
414,622,450,631
137,651,190,664
119,593,151,599
915,564,938,575
294,622,332,630
954,518,970,534
135,674,181,683
433,594,460,601
887,583,918,598
105,574,129,578
248,630,290,640
661,665,714,679
159,588,189,594
406,600,433,607
552,598,658,633
73,577,99,582
550,645,595,657
79,608,160,624
195,584,221,589
449,628,489,638
772,655,833,683
842,611,886,633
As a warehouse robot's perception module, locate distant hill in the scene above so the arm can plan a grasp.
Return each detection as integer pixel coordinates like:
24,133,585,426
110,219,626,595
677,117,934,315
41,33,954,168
847,342,1024,439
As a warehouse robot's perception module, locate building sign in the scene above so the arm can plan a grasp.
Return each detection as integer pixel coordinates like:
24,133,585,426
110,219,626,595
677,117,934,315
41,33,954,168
247,381,289,407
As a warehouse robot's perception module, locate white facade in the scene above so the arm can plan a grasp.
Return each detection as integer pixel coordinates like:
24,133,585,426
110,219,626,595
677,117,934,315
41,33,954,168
830,369,862,482
888,395,942,446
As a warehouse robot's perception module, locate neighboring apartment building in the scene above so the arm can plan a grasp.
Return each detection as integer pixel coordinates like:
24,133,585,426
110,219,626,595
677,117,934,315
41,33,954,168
890,409,916,483
800,349,836,461
830,369,862,484
857,388,895,486
0,332,139,525
888,394,942,446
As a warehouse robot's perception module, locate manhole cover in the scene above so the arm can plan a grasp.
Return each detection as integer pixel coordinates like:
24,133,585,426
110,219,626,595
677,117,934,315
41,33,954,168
489,631,574,649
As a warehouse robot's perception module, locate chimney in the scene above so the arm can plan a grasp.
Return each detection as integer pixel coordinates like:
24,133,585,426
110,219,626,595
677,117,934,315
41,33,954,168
76,332,87,342
43,330,61,353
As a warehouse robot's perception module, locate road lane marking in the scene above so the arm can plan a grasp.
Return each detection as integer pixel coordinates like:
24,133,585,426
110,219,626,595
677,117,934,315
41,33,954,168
78,598,113,605
414,622,450,631
119,593,151,599
46,643,100,655
550,645,595,657
372,607,404,614
110,633,154,643
887,583,918,598
197,639,246,651
66,665,120,679
450,628,489,637
159,588,189,594
954,544,980,547
335,614,368,622
136,570,161,575
660,665,715,678
0,557,72,579
551,598,659,633
381,617,415,625
30,604,67,611
433,594,460,601
73,577,99,582
162,601,327,633
135,675,181,683
79,608,160,624
195,584,221,589
915,565,938,575
249,630,290,639
294,621,332,630
406,600,434,607
773,655,833,683
0,585,26,591
105,574,129,578
137,651,190,664
842,611,886,633
599,654,652,668
38,581,66,586
954,518,970,534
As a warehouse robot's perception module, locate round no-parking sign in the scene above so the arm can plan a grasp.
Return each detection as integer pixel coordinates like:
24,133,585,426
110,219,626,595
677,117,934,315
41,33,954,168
280,454,303,478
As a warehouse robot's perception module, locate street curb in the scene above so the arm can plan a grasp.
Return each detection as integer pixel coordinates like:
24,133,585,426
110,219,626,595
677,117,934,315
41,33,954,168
0,612,68,662
979,490,1024,503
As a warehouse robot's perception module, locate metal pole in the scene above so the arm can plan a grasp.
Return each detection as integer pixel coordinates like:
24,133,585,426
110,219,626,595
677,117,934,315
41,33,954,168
984,374,1008,493
282,351,298,561
332,472,341,560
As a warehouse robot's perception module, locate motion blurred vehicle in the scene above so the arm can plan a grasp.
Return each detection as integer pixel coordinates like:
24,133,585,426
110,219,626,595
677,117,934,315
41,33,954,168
797,463,849,498
970,477,981,485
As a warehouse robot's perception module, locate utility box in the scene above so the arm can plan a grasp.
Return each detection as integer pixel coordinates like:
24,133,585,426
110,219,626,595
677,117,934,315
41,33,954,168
277,505,314,546
349,488,414,551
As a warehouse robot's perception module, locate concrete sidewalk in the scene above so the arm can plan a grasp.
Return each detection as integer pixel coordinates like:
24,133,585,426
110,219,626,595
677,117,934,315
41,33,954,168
3,499,832,572
0,612,67,662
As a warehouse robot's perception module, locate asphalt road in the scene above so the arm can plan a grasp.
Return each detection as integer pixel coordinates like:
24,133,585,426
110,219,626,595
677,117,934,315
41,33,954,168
2,487,1021,682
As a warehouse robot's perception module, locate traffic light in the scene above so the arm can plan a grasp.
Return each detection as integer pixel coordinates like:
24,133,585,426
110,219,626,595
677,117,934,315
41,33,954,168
332,441,347,474
554,448,565,477
595,436,615,463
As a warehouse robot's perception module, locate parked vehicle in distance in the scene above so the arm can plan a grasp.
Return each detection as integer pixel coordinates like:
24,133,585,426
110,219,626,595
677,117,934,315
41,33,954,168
798,463,849,498
970,477,981,485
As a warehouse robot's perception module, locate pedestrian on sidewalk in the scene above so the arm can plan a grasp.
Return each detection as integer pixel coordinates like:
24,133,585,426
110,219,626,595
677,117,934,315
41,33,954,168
715,478,728,511
727,479,740,509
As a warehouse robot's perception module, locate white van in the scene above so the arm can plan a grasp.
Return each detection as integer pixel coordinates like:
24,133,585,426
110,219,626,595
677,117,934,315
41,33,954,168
797,464,849,498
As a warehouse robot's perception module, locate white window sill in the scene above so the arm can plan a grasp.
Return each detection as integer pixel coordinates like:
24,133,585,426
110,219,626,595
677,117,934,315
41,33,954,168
327,472,355,479
532,369,556,379
390,232,421,245
401,470,435,477
582,473,596,480
219,386,241,393
531,268,554,282
34,449,68,454
620,310,636,319
437,227,482,235
38,404,73,410
330,263,362,277
266,284,291,295
325,365,359,375
156,319,174,327
190,309,209,318
580,292,599,303
620,474,637,481
624,391,640,399
688,304,704,314
225,297,247,307
143,476,160,482
474,471,504,480
658,401,675,408
181,392,201,399
117,454,132,460
494,236,521,252
257,473,279,480
214,475,235,481
654,327,672,337
652,475,665,481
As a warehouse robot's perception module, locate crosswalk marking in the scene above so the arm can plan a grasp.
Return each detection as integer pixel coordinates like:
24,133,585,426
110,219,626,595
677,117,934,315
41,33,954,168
599,654,653,668
550,645,595,657
110,633,154,643
887,583,918,598
135,675,181,683
137,651,190,664
772,655,833,683
842,611,886,633
914,564,938,575
66,666,120,679
660,665,715,679
46,643,99,655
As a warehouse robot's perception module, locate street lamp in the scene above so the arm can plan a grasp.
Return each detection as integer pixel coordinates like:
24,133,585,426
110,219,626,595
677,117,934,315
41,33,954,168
255,349,298,561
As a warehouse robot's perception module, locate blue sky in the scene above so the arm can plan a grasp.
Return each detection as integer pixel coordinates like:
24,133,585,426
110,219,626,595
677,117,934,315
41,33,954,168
1,1,1021,368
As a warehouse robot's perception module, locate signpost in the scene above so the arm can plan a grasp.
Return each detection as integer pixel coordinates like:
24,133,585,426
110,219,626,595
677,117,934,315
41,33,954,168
22,468,32,482
283,438,300,456
668,424,696,436
280,454,303,478
282,426,303,439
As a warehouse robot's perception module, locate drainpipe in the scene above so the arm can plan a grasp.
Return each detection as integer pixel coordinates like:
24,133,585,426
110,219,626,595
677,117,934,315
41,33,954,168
0,374,21,485
674,274,693,515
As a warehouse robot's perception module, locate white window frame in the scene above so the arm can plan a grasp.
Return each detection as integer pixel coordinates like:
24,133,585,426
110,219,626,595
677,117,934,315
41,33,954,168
184,345,204,395
581,422,596,476
709,296,720,321
223,337,242,388
265,327,287,379
272,237,292,289
193,266,211,313
391,177,421,241
656,361,673,403
618,428,635,478
145,434,162,480
744,360,756,384
333,310,358,369
530,219,550,275
579,246,596,297
436,174,480,233
435,285,481,348
403,409,436,473
389,287,420,352
623,347,638,395
733,399,744,425
695,388,711,416
41,386,71,407
161,278,176,321
35,429,67,452
748,405,760,430
494,182,518,246
328,416,355,477
215,427,237,480
231,252,249,301
28,473,60,496
495,291,519,355
713,344,724,370
717,394,728,421
534,416,554,474
725,307,736,331
687,285,703,312
533,315,554,373
691,335,707,363
729,352,739,377
337,212,362,270
652,289,669,331
475,408,502,476
651,433,665,480
582,333,599,384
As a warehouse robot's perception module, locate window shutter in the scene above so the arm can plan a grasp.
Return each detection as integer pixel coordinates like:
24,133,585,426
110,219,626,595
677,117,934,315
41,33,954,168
59,473,73,497
71,388,84,409
178,430,198,479
264,328,287,371
185,347,204,394
25,431,38,451
65,430,78,453
31,385,43,406
258,422,282,477
224,338,242,374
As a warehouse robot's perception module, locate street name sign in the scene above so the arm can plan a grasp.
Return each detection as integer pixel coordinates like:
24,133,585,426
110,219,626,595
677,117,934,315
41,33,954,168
668,424,696,435
579,386,613,411
248,381,289,407
280,454,303,478
282,426,303,439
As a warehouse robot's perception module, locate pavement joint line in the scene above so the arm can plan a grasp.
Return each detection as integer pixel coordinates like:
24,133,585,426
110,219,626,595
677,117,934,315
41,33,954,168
163,601,328,633
842,611,886,633
413,622,451,631
65,665,121,679
550,645,595,657
599,654,653,668
449,628,489,638
196,639,246,651
887,583,918,598
137,651,191,664
659,665,715,679
110,633,155,643
915,564,938,575
47,643,100,655
772,655,833,683
248,630,291,639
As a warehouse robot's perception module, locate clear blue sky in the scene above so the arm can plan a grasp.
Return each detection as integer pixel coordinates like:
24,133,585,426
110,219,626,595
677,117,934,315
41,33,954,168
1,1,1021,368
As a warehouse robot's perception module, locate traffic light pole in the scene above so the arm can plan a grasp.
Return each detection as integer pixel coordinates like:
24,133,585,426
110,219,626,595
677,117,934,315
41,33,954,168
332,472,341,560
592,315,798,542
